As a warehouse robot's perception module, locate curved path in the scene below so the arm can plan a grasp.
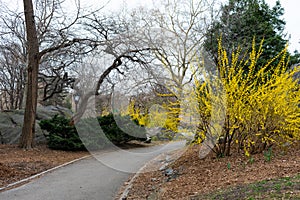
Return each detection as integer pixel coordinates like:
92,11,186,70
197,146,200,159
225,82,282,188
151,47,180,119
0,141,185,200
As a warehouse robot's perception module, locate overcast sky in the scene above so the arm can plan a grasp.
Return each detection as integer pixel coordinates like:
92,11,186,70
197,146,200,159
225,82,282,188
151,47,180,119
266,0,300,52
2,0,300,52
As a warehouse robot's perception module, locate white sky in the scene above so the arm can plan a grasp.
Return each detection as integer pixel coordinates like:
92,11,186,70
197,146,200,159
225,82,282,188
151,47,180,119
1,0,300,52
266,0,300,52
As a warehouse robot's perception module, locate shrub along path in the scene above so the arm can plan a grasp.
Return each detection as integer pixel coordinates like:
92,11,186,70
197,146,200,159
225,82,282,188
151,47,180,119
121,141,300,199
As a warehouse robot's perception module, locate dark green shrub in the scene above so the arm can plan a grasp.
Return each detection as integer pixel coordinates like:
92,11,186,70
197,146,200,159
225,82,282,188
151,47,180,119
39,115,85,151
39,114,148,151
75,117,108,150
98,113,147,144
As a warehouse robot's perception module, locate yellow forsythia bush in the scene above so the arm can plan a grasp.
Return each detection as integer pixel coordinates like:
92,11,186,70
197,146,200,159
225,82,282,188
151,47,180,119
194,38,300,157
128,98,180,130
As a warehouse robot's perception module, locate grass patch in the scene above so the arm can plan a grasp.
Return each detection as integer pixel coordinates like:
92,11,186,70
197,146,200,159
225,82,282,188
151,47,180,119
190,173,300,200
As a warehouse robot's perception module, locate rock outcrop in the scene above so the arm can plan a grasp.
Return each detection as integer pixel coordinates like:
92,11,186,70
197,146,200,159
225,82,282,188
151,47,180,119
0,106,72,144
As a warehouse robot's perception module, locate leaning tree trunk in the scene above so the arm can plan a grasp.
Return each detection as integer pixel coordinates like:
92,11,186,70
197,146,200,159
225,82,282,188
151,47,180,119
19,0,39,149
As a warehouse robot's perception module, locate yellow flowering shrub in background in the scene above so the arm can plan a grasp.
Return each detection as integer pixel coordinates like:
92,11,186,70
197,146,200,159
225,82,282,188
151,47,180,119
127,100,148,126
127,97,180,139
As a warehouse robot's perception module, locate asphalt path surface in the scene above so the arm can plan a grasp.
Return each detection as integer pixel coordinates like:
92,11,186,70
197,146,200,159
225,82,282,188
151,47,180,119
0,141,185,200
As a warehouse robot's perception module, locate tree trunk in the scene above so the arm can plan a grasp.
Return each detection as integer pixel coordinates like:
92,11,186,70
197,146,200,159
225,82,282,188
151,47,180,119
19,0,39,149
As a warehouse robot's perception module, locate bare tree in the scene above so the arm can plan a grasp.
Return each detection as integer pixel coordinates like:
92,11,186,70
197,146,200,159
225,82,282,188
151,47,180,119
20,0,40,148
120,0,218,132
128,0,216,93
17,0,104,149
0,7,27,110
71,48,152,123
67,12,155,123
0,43,26,110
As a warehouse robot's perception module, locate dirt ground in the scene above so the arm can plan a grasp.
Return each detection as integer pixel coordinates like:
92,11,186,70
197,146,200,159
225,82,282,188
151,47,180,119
122,141,300,200
0,144,89,189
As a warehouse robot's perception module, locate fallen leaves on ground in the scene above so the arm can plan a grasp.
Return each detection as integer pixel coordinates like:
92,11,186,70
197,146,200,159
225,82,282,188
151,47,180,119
0,144,89,189
122,141,300,200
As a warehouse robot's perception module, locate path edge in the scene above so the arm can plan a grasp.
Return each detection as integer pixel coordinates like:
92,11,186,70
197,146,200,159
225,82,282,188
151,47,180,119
0,154,92,192
118,147,183,200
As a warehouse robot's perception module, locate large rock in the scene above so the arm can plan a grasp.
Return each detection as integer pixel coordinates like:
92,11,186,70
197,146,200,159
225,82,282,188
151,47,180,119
0,106,72,144
291,64,300,83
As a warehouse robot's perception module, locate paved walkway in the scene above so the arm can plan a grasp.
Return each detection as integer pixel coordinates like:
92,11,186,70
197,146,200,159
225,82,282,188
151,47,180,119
0,141,185,200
